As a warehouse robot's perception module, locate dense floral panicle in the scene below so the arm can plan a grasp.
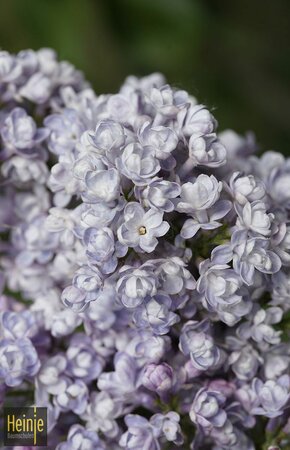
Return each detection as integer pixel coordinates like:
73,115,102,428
2,49,290,449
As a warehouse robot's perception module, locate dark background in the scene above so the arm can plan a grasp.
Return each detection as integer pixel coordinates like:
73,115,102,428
1,0,290,155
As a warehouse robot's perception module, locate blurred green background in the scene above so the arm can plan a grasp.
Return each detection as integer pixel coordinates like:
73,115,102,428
1,0,290,154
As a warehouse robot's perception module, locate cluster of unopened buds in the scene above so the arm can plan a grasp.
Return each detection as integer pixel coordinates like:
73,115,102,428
1,48,290,449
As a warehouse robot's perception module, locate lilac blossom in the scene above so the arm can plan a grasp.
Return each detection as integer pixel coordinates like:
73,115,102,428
1,108,49,156
116,143,160,185
83,283,116,331
236,201,274,237
177,175,231,238
48,153,82,206
116,263,157,308
97,352,139,398
275,224,290,266
119,414,160,450
180,103,216,137
177,175,222,213
251,375,290,418
0,338,40,386
66,334,104,382
237,307,282,346
117,202,169,252
197,260,251,325
0,51,22,82
117,330,170,366
190,388,227,429
1,310,38,339
188,132,226,167
56,424,105,450
138,121,178,168
141,362,173,394
232,230,281,285
44,108,86,155
54,379,88,414
50,309,82,337
83,168,120,203
80,198,124,229
133,294,180,335
179,320,221,370
36,355,68,395
2,156,48,184
150,412,183,445
12,215,59,267
266,156,290,208
135,178,181,212
84,226,125,273
87,119,126,158
149,84,187,119
20,73,53,104
227,337,262,380
157,257,196,295
82,391,123,438
228,171,266,205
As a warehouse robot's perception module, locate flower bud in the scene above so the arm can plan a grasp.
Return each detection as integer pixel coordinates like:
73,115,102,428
141,363,173,393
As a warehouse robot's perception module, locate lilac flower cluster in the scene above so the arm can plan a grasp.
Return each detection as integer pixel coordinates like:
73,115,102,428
1,49,290,450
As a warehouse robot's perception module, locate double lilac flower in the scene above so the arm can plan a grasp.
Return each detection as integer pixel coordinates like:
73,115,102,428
0,338,40,386
177,175,232,238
